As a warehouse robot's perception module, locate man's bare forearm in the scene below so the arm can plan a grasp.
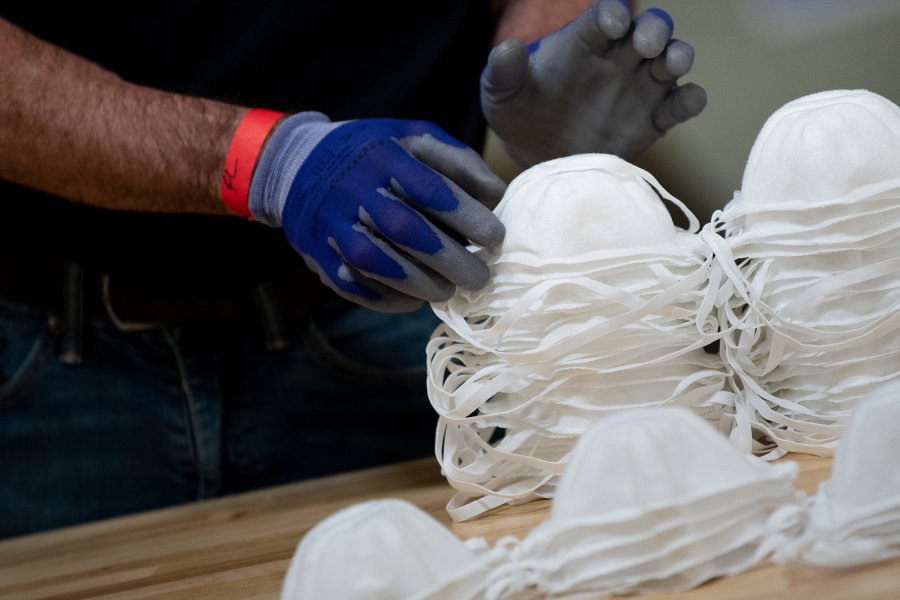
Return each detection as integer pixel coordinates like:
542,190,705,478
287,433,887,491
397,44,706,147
0,18,246,215
493,0,593,45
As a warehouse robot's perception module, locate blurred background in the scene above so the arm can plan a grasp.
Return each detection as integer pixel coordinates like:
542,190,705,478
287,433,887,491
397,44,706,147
484,0,900,223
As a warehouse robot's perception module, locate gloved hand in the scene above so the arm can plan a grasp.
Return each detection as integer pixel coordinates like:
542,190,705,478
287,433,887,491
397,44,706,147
248,113,507,312
482,0,707,167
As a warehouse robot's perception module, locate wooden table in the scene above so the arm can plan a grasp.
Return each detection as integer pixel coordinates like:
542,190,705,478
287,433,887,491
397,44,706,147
1,454,898,600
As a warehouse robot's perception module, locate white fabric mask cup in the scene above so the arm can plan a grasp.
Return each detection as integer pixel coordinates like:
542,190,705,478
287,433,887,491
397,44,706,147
280,498,495,600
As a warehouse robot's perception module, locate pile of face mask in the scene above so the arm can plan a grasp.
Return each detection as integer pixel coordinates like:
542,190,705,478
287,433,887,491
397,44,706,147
281,407,803,599
282,388,900,599
428,89,900,519
484,408,801,598
708,89,900,457
773,378,900,568
428,155,730,520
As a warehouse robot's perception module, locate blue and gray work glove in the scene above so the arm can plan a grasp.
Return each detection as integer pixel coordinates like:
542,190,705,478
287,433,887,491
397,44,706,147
248,113,507,312
482,0,707,167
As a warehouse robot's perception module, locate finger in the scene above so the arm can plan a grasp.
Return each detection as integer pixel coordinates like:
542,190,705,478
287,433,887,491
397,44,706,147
329,265,425,313
648,39,695,82
399,133,507,207
364,189,491,291
653,82,707,132
481,38,529,103
334,270,424,313
331,222,458,301
619,8,673,63
299,243,423,313
570,0,631,54
423,176,505,251
387,146,506,249
360,184,445,256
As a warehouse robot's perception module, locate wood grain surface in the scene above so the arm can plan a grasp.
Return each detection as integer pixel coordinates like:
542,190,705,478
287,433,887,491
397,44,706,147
1,454,898,600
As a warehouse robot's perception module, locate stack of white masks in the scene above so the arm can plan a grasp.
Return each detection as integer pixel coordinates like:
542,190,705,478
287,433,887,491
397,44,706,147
427,155,730,520
280,498,502,600
707,89,900,456
485,407,800,598
281,408,801,600
774,379,900,568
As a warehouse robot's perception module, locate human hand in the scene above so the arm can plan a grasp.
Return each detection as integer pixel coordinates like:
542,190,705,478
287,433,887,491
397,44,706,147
248,113,507,312
482,0,707,167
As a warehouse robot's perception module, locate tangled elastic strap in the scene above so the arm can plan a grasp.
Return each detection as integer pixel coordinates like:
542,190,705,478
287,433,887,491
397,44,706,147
427,161,900,521
710,177,900,457
428,163,735,521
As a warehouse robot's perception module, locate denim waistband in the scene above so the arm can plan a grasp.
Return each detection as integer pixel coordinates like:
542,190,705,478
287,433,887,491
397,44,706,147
0,258,324,364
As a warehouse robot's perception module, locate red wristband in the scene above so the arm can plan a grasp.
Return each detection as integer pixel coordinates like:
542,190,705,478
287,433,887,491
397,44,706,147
221,108,285,218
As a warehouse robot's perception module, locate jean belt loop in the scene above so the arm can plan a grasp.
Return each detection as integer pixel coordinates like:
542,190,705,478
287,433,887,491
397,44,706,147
252,281,290,351
59,260,85,366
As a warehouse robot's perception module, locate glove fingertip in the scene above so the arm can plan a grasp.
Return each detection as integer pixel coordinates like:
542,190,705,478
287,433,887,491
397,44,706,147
378,297,425,314
653,83,707,132
483,38,529,98
429,284,455,303
461,258,492,291
632,8,674,58
679,82,708,117
595,0,631,39
474,217,506,251
665,39,695,78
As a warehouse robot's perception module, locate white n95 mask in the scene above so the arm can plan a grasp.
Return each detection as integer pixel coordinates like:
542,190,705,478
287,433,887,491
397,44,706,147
283,402,900,598
708,89,900,457
427,154,730,521
281,410,803,600
774,379,900,568
741,89,900,210
280,499,496,600
495,153,681,257
483,408,801,598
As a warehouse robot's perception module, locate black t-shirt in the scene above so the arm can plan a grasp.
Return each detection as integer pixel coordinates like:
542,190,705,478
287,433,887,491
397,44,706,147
2,1,493,296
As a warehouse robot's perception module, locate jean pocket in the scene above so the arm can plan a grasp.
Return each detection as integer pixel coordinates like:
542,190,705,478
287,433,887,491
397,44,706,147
0,305,52,408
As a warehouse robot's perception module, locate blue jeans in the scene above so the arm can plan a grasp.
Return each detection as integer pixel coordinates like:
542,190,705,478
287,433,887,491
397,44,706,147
0,298,440,538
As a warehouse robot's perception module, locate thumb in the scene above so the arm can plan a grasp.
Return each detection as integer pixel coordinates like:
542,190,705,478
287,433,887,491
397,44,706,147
481,38,529,104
